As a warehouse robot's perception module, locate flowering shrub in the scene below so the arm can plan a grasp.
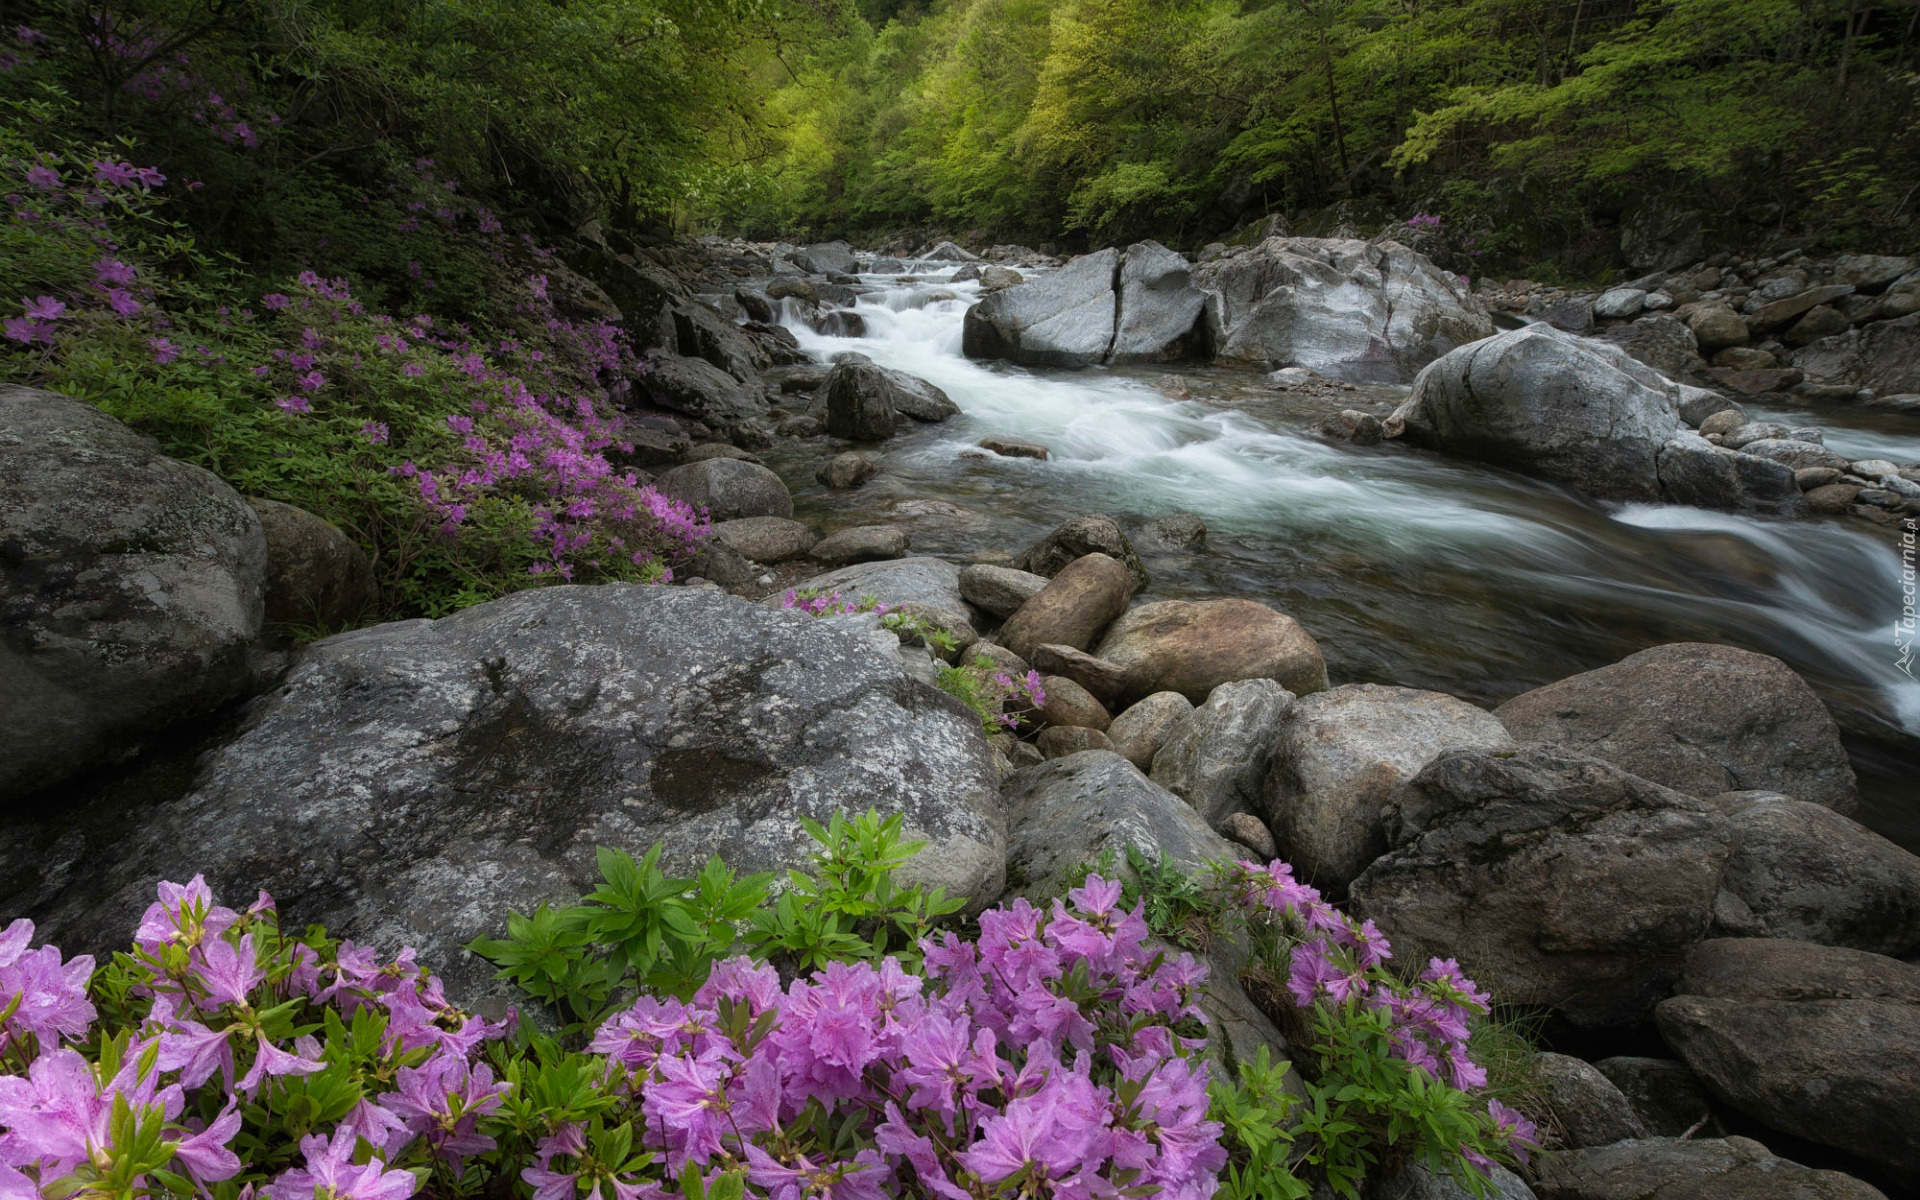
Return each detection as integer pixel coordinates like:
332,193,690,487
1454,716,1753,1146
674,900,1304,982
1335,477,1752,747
0,88,705,618
0,825,1532,1200
933,667,1047,735
1196,861,1538,1198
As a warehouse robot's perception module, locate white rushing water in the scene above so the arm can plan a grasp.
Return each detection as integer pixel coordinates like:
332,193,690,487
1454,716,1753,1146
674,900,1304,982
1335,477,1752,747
771,267,1920,837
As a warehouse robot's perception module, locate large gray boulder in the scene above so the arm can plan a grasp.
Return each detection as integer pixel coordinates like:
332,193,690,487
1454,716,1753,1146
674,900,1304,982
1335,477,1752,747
962,243,1206,368
1528,1052,1647,1149
1001,750,1238,897
1109,241,1207,364
1386,326,1681,502
787,556,976,651
1194,237,1493,383
1655,939,1920,1178
1594,314,1707,381
639,352,770,438
962,249,1120,368
1655,434,1809,517
1150,679,1295,826
0,387,266,803
1350,746,1733,1028
11,586,1005,1008
792,240,858,276
1533,1136,1888,1200
820,359,958,440
1494,643,1858,813
1262,685,1514,897
1709,791,1920,956
652,458,793,521
1795,312,1920,394
1369,1164,1535,1200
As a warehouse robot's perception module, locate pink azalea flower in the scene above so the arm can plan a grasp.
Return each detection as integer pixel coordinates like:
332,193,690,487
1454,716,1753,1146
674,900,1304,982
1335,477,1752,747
25,166,59,191
265,1127,417,1200
20,296,63,321
135,876,238,954
149,337,178,364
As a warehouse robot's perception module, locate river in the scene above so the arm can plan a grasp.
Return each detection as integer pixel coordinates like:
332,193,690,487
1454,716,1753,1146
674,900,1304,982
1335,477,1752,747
756,266,1920,850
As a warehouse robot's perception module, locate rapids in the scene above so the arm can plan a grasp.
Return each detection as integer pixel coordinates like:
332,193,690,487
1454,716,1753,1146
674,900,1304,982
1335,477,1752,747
760,267,1920,849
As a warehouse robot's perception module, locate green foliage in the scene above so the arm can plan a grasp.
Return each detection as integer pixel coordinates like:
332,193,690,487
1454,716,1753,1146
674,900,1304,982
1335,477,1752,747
717,0,1920,265
469,845,776,1032
1056,851,1537,1198
469,808,964,1036
1,79,704,620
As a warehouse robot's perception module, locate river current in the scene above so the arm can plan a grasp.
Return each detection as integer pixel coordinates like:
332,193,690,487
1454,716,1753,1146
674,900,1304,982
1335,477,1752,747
756,267,1920,849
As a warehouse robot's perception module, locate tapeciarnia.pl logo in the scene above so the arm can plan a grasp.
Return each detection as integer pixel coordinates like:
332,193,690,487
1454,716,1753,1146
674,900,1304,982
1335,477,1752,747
1900,519,1917,677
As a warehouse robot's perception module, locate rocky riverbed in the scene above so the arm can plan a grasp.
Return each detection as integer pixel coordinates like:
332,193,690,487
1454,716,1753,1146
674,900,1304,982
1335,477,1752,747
6,232,1920,1199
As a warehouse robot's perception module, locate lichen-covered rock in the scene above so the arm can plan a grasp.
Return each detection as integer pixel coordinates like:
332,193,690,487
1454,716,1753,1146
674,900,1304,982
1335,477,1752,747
1195,237,1493,383
1262,684,1512,896
1002,750,1238,897
652,458,793,521
249,498,377,627
1533,1136,1888,1200
1350,746,1733,1028
1150,680,1294,825
11,586,1004,1009
1494,643,1858,813
1708,791,1920,956
788,557,976,648
1012,514,1150,590
0,387,266,802
1655,939,1920,1178
1528,1052,1647,1149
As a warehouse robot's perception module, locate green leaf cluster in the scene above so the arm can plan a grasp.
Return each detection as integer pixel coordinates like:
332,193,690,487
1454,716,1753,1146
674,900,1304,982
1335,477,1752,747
467,809,965,1037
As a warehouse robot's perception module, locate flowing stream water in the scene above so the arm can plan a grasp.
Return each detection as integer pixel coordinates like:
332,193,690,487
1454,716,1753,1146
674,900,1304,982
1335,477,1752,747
756,267,1920,850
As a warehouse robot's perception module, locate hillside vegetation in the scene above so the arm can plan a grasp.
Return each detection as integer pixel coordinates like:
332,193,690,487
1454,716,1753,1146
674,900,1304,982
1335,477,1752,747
720,0,1920,274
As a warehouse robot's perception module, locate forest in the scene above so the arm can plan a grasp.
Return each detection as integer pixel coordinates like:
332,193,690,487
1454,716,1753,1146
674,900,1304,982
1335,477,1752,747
6,4,1920,1200
4,1,1916,282
726,0,1920,274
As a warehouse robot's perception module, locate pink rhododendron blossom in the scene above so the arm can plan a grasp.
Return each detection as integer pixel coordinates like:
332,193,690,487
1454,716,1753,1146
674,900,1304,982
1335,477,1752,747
266,1128,417,1200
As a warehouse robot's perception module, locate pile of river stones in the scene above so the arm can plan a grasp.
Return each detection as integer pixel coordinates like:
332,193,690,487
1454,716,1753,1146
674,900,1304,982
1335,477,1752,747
7,228,1920,1199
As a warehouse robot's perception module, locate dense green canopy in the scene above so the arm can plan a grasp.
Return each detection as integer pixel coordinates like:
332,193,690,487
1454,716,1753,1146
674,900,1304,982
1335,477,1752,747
713,0,1920,272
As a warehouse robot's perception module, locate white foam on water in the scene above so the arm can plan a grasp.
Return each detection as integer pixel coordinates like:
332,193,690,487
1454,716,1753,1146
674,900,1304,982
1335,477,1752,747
784,271,1920,738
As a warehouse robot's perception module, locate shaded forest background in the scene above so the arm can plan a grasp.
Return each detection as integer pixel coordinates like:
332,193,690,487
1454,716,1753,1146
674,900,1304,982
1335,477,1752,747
4,0,1919,285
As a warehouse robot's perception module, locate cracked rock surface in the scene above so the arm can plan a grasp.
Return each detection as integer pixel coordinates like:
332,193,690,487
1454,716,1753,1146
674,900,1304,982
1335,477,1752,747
7,584,1003,1011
